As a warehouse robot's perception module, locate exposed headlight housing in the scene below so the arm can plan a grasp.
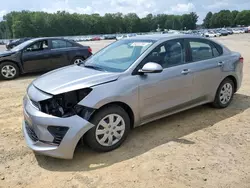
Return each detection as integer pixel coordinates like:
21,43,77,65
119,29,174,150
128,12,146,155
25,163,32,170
39,88,92,118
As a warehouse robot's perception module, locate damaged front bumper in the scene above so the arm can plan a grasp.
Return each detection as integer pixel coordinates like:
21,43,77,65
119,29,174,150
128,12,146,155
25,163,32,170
22,85,95,159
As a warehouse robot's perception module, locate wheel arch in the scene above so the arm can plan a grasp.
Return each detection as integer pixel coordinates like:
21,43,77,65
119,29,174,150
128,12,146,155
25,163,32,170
91,101,135,129
0,60,22,73
225,75,237,93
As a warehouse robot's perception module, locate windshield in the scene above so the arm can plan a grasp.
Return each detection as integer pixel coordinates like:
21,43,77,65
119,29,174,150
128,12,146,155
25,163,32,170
83,39,155,72
11,39,34,51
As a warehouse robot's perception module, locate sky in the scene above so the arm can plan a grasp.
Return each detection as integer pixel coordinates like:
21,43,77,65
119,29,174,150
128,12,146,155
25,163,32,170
0,0,250,24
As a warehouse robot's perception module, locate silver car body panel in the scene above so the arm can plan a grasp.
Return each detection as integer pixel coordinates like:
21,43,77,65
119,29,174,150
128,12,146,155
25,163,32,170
23,95,94,159
32,65,120,95
22,34,243,159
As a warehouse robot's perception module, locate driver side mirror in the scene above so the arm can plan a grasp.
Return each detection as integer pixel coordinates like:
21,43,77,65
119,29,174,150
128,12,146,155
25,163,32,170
138,62,163,73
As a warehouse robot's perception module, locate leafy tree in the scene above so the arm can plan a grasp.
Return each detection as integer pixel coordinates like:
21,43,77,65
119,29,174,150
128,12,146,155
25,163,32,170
203,12,213,28
235,10,250,26
231,10,239,26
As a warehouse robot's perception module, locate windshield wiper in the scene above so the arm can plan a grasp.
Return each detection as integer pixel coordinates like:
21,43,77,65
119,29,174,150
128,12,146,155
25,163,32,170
84,65,106,71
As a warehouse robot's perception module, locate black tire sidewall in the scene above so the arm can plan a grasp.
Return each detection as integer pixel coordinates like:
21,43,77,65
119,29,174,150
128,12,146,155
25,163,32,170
84,105,130,152
0,62,19,80
213,78,235,108
72,57,85,64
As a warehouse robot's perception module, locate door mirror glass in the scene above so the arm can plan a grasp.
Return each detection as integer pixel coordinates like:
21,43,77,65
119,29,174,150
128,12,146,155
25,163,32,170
139,62,163,73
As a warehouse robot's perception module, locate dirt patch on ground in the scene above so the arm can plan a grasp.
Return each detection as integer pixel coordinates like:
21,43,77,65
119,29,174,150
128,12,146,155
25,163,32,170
0,35,250,188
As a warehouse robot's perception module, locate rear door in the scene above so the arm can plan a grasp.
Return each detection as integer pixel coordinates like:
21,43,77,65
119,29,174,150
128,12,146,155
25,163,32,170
22,40,52,72
137,39,194,122
48,39,74,69
186,38,224,101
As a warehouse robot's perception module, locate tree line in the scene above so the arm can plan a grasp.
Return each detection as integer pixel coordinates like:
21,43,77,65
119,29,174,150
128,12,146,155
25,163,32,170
203,10,250,29
0,11,198,39
0,9,249,39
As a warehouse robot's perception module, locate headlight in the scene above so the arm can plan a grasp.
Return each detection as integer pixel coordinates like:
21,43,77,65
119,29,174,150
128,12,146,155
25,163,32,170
39,88,92,117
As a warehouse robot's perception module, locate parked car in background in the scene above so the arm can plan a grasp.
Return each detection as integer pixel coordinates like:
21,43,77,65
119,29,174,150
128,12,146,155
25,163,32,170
212,30,221,37
247,26,250,33
217,29,228,36
232,29,241,34
204,31,217,37
226,28,233,35
85,36,92,41
116,33,137,40
116,34,128,40
0,37,92,80
220,29,229,36
22,34,243,159
92,36,101,41
6,37,33,50
104,35,116,40
237,28,244,33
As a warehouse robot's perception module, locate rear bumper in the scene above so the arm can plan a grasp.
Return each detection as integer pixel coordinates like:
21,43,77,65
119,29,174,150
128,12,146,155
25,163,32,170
22,95,94,159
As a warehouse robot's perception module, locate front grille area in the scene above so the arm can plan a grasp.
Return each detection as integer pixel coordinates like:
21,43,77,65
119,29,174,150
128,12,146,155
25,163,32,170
25,124,38,142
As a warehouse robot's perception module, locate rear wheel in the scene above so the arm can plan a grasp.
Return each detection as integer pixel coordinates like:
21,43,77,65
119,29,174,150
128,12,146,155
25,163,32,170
212,78,235,108
72,57,85,65
0,62,19,80
84,105,130,152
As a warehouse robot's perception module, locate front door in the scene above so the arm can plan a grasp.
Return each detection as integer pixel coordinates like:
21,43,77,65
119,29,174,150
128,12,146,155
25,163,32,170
138,39,194,123
22,40,52,72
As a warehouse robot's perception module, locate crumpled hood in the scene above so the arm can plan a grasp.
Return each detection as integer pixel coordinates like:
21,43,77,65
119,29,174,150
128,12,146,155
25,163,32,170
32,65,120,95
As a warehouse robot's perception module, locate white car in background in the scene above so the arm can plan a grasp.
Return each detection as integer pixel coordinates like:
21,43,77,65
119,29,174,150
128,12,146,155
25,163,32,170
213,30,221,37
116,34,137,40
204,31,217,37
85,36,92,41
116,34,127,40
232,29,241,34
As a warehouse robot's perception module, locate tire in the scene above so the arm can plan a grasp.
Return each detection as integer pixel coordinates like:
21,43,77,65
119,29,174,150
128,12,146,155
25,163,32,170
0,62,19,80
72,57,85,65
84,105,130,152
212,78,235,108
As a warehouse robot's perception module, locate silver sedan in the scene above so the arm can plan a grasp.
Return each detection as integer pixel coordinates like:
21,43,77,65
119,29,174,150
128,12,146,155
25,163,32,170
23,34,243,159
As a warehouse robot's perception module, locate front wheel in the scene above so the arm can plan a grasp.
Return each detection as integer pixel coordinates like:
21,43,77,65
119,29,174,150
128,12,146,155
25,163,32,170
84,105,130,152
0,62,19,80
212,78,235,108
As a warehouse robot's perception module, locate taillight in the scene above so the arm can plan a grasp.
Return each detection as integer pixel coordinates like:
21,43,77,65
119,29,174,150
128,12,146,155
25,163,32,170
239,57,244,63
88,47,92,53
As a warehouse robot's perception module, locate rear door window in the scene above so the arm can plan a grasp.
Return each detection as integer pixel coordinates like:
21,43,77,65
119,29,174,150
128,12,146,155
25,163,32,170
188,39,223,62
189,41,213,61
51,40,68,49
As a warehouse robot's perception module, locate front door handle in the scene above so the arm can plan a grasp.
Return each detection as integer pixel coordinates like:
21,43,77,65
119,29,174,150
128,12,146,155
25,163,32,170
218,61,224,67
181,69,190,74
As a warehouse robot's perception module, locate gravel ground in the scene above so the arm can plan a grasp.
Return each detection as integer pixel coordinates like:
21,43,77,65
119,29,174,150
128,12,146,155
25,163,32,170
0,35,250,188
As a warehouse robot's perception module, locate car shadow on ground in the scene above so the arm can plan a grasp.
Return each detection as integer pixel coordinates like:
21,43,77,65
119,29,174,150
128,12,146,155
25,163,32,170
36,93,250,172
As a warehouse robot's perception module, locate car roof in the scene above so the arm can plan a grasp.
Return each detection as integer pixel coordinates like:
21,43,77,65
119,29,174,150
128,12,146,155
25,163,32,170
30,37,69,42
125,34,207,41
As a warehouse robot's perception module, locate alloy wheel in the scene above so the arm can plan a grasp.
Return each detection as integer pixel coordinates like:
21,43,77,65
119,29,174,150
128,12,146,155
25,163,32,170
1,65,16,79
219,83,233,105
74,59,83,64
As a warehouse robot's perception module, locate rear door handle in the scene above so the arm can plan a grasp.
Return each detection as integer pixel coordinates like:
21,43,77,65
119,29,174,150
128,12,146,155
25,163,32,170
181,69,190,74
218,61,224,66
